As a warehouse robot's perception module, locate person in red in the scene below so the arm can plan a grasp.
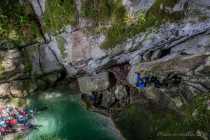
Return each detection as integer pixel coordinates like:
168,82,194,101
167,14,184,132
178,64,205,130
9,119,17,125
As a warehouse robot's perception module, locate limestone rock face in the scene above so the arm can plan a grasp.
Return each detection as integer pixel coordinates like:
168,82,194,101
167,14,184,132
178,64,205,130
1,0,210,116
24,29,106,77
20,0,210,79
123,0,155,13
78,72,110,93
29,0,46,20
128,53,210,106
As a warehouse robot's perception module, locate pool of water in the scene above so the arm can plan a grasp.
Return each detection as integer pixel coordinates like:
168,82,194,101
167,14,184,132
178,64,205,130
25,90,123,140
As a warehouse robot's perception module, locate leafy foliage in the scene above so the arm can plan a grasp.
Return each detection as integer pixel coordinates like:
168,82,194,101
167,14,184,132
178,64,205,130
0,0,41,45
43,0,77,33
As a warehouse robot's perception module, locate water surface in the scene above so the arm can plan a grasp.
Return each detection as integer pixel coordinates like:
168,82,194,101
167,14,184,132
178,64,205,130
25,90,123,140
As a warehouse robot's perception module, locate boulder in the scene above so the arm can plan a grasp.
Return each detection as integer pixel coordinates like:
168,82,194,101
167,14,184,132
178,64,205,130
78,72,110,93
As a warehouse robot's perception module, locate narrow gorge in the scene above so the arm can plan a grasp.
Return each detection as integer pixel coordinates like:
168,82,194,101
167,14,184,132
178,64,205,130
0,0,210,140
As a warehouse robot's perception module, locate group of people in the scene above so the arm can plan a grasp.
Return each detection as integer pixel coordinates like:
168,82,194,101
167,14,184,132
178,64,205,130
135,73,161,89
135,72,183,89
0,106,34,135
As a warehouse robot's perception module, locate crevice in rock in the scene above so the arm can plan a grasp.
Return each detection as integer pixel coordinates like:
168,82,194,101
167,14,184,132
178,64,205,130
38,46,44,73
159,48,171,58
37,0,44,15
27,0,47,42
47,46,66,73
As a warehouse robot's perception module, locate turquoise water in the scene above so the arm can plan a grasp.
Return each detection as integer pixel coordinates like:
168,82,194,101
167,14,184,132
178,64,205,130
25,90,122,140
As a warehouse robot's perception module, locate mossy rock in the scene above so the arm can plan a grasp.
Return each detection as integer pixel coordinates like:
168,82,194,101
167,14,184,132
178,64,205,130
43,0,77,33
0,0,41,46
56,36,66,58
81,0,126,25
101,0,187,49
146,0,186,21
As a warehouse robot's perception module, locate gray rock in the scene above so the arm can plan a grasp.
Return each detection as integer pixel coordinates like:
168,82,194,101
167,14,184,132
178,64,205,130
192,0,210,7
39,44,63,73
173,0,189,12
44,73,60,84
172,97,184,108
128,53,210,105
123,0,155,13
144,87,161,102
78,72,110,93
114,85,128,101
100,90,116,108
29,0,46,19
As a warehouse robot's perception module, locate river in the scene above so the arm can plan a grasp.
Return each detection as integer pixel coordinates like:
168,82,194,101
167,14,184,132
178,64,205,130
23,89,123,140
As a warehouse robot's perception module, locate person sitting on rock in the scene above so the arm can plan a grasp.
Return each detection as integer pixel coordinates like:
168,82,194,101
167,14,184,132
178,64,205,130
17,115,27,125
135,72,146,89
135,72,161,89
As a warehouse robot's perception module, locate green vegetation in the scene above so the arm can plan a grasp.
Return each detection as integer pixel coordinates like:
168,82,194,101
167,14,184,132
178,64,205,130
24,61,33,74
147,0,184,21
81,0,126,25
56,36,66,58
100,0,185,49
10,98,26,108
0,59,5,75
101,12,157,49
44,0,77,33
115,95,210,140
0,0,41,45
